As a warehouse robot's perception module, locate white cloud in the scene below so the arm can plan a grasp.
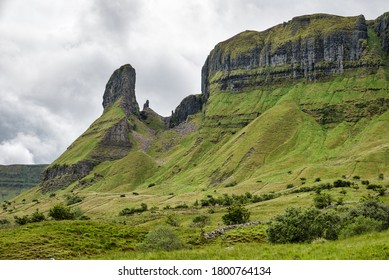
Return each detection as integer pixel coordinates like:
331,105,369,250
1,0,389,164
0,137,35,164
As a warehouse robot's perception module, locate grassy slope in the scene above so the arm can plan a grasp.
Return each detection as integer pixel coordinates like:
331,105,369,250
4,69,389,219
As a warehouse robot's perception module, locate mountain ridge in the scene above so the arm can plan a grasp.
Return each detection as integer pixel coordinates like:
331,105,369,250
21,12,389,212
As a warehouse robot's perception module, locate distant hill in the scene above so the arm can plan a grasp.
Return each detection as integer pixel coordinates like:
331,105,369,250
0,164,47,202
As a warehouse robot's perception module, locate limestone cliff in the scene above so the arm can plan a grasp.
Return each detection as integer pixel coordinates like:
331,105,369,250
201,14,386,99
169,94,203,127
372,12,389,55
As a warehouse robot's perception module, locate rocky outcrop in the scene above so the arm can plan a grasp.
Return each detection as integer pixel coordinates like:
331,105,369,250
102,64,140,117
201,14,382,97
40,65,140,193
40,161,95,193
169,94,203,127
373,12,389,54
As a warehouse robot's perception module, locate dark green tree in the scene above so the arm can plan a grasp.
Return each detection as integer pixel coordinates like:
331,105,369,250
222,204,250,225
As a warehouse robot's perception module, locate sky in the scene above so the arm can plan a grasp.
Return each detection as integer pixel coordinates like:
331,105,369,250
1,0,389,165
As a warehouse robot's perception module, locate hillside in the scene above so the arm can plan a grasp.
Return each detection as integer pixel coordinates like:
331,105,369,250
1,12,389,260
0,165,47,202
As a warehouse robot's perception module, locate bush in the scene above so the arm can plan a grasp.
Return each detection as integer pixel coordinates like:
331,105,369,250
174,203,189,209
66,195,83,206
358,199,389,229
48,204,75,220
119,203,148,216
340,216,382,238
267,207,341,243
313,193,332,209
139,226,183,251
30,210,45,223
166,214,180,227
222,205,250,225
191,215,210,228
14,215,30,225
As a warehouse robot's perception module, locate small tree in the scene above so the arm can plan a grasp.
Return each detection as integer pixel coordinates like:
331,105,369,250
313,193,332,209
222,204,250,225
48,204,75,220
30,210,45,222
191,215,210,228
140,226,183,251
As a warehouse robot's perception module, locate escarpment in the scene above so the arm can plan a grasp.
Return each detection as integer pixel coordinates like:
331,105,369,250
201,14,387,98
38,12,389,194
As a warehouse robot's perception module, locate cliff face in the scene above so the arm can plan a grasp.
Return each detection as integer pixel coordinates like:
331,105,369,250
169,94,203,127
373,12,389,54
201,14,382,98
37,12,389,194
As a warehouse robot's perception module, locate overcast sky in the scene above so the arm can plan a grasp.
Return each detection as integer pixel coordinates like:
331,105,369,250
1,0,388,165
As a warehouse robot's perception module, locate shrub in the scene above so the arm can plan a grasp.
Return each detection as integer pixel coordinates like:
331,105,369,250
119,203,148,216
267,207,341,243
166,214,180,227
148,183,156,188
30,210,45,223
222,205,250,225
140,226,183,251
48,204,75,220
14,215,30,225
353,175,361,181
286,184,294,189
66,195,83,206
333,180,351,188
140,203,148,211
340,216,382,238
191,215,210,228
174,203,189,209
313,193,332,209
358,199,389,229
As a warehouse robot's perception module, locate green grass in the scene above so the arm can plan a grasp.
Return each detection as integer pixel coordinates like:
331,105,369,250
52,99,126,165
92,229,389,260
0,220,147,259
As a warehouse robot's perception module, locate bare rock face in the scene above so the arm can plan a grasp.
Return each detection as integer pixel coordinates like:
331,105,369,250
102,64,140,117
169,94,203,127
373,12,389,55
201,14,382,98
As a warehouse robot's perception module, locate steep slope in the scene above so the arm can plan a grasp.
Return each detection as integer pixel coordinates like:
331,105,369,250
14,12,388,214
39,64,164,193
